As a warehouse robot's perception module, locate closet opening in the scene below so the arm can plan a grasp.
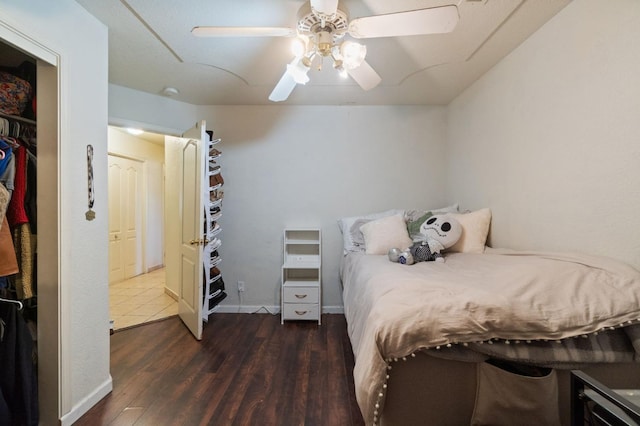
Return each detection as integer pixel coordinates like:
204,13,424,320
0,35,61,425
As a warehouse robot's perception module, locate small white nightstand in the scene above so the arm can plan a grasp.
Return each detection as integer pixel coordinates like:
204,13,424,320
281,228,321,325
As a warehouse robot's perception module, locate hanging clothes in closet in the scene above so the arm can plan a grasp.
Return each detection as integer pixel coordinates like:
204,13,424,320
0,124,20,296
0,118,37,305
6,138,37,301
0,62,35,303
0,300,38,426
0,62,38,426
0,131,17,278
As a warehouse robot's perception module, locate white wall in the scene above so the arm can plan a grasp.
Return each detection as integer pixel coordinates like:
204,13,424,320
0,0,111,424
446,0,640,269
109,84,198,136
201,105,448,311
108,127,165,271
108,89,449,311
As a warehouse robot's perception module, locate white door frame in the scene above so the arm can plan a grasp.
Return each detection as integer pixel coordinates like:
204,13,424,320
0,21,64,424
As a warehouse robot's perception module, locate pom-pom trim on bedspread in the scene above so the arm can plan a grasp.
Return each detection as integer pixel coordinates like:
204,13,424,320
370,320,640,426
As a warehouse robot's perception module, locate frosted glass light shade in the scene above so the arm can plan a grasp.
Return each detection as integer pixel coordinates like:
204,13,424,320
291,37,306,57
340,41,367,70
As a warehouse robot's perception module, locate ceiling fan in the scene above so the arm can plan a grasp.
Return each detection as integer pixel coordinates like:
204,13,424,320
192,0,459,102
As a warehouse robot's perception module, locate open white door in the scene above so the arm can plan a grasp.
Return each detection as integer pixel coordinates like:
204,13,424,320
175,120,208,340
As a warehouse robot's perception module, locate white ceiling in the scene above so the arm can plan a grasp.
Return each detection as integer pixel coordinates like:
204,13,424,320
75,0,571,106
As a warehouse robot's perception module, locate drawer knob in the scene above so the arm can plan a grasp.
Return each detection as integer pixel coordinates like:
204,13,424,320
295,310,308,315
295,294,307,299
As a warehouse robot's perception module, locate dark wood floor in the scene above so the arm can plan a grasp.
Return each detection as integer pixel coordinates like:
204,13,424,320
75,313,365,426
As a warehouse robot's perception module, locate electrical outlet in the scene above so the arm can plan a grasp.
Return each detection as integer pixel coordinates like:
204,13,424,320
237,281,245,292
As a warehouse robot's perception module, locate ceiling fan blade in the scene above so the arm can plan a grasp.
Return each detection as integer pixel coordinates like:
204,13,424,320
310,0,339,17
347,60,381,91
347,5,459,39
192,26,295,37
269,70,297,102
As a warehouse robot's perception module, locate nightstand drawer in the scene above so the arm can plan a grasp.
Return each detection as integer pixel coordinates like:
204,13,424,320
282,303,319,321
283,287,319,304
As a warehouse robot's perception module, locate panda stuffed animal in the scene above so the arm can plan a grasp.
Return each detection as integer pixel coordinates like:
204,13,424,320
388,214,462,264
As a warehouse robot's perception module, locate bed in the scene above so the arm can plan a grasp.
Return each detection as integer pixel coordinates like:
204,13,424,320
338,209,640,425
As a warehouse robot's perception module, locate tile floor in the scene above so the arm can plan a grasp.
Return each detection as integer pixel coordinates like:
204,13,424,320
109,268,178,331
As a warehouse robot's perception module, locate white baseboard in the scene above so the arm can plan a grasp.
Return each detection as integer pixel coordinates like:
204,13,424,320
212,305,344,315
59,375,113,426
322,305,345,314
164,287,178,301
147,264,165,273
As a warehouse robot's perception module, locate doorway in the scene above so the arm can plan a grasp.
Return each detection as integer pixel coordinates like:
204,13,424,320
0,32,61,424
107,126,177,330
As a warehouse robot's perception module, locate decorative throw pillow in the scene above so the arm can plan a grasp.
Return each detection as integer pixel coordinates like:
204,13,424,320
447,208,492,253
338,209,404,253
359,214,413,255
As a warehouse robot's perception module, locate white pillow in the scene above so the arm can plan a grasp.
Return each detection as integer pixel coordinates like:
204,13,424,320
447,208,492,253
338,209,404,253
359,214,413,255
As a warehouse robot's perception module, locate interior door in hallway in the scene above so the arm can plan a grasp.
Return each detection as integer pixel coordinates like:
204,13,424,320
173,120,207,340
108,154,144,283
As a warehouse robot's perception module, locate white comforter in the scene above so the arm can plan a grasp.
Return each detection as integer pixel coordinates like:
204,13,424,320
341,249,640,424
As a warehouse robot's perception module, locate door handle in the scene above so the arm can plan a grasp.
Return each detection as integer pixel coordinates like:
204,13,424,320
189,237,210,246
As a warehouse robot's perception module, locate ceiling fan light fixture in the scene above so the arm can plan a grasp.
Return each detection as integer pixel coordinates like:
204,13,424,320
194,2,462,101
291,37,307,57
340,41,367,70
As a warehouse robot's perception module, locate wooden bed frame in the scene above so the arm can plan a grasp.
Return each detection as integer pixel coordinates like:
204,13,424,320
377,352,640,426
